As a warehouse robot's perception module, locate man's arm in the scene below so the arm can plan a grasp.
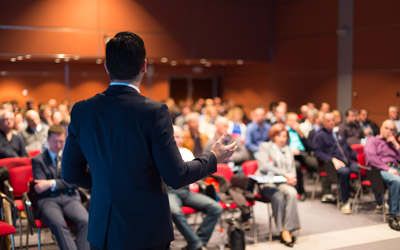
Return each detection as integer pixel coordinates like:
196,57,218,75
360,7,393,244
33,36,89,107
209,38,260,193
312,133,334,162
244,124,258,152
364,137,390,171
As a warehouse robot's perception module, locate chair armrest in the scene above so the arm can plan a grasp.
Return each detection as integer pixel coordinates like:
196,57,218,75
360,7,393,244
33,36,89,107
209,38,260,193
3,180,15,200
358,164,371,171
22,192,35,235
0,195,17,227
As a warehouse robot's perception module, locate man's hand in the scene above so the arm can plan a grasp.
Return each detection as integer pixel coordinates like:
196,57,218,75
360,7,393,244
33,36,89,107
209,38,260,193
387,135,400,150
388,168,399,176
332,157,346,170
34,180,53,194
211,134,237,163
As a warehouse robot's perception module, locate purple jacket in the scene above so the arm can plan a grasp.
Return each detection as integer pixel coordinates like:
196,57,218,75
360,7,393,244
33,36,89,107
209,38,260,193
364,135,400,171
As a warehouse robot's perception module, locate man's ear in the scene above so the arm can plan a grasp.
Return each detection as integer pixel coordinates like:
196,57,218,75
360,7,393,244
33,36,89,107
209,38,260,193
141,59,147,74
104,61,110,75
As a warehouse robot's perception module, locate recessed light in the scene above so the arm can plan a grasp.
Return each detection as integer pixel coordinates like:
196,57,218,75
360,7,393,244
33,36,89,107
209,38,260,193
10,58,16,62
25,55,31,59
64,57,70,62
236,59,244,65
17,56,23,60
200,58,207,64
96,59,103,64
55,58,61,63
170,61,177,66
57,54,65,59
74,55,80,60
205,62,212,67
161,57,168,63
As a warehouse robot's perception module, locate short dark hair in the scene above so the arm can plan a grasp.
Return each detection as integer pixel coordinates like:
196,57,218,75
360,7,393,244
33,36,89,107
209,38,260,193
345,108,356,117
48,125,66,138
105,31,146,81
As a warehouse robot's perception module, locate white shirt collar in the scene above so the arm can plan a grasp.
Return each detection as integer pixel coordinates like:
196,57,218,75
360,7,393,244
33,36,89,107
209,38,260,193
110,82,140,93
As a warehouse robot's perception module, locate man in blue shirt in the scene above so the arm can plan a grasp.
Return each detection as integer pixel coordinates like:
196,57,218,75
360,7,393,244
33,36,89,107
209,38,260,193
245,107,271,159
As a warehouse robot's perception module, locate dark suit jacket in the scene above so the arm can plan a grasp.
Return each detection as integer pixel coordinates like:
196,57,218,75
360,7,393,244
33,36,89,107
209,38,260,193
32,150,79,215
62,85,217,249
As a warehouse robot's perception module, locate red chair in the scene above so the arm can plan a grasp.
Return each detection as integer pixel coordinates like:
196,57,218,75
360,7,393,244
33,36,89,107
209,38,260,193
28,149,41,158
213,163,257,243
241,160,273,243
0,195,17,250
7,165,33,248
351,153,372,213
351,144,365,154
0,157,31,171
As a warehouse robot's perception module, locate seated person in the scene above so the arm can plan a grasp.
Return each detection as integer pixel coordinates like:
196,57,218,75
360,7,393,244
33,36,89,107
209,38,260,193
169,126,222,250
257,123,300,247
365,120,400,231
32,125,89,250
245,107,271,158
285,112,319,200
338,108,364,145
388,106,400,137
182,112,209,158
358,108,379,138
204,117,249,166
0,110,28,158
313,112,359,214
18,110,48,152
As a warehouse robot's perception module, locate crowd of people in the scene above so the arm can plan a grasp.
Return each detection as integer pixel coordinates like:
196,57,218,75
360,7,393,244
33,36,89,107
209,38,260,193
1,96,400,249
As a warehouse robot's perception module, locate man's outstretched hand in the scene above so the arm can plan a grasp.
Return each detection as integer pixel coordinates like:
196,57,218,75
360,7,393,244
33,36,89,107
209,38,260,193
210,134,237,163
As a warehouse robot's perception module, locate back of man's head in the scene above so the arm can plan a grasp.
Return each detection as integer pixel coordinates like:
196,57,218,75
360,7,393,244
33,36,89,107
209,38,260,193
106,31,146,81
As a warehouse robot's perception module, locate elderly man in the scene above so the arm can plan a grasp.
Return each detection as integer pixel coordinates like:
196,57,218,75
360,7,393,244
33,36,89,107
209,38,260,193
388,106,400,135
313,112,359,214
365,120,400,231
19,110,48,152
245,107,271,158
0,110,28,158
338,108,364,145
204,117,249,166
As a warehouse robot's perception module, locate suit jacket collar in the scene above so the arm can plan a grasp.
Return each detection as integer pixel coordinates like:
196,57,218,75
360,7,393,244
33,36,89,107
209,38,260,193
103,85,140,96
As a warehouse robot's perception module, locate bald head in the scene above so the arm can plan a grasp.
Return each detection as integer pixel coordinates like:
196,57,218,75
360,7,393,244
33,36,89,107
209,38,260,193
215,116,229,136
380,120,396,139
26,110,40,129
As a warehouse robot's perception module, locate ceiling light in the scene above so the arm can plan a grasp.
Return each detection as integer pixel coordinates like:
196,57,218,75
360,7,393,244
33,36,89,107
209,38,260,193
170,61,177,66
55,58,61,63
236,59,244,65
64,57,70,62
10,58,16,62
161,57,168,63
17,56,23,60
200,58,207,64
205,62,212,67
96,58,103,64
57,54,65,59
74,55,80,60
25,55,31,59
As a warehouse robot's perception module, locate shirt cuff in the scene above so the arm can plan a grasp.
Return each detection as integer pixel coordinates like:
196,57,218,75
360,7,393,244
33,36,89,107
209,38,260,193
50,179,56,192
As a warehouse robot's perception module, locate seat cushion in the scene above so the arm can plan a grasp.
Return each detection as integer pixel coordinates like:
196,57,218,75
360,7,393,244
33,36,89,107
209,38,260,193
0,221,16,235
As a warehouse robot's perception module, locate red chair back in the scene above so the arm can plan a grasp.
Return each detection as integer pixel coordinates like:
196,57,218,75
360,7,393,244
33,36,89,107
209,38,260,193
9,165,33,198
28,149,41,158
214,164,233,182
242,160,258,176
351,144,365,154
357,153,367,177
0,157,31,171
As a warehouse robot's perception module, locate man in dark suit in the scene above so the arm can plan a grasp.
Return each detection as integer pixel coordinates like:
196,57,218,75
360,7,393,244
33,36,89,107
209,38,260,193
32,125,89,250
61,31,236,250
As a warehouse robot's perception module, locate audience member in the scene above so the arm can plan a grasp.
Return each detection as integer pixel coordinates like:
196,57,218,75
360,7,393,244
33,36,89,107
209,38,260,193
257,123,300,247
39,104,53,126
227,106,247,143
0,110,28,158
13,112,24,132
306,111,325,149
52,111,63,125
365,120,400,231
388,106,400,134
358,108,379,138
338,108,364,145
299,109,317,138
285,112,319,200
312,112,359,214
174,106,191,129
199,105,218,139
18,110,48,152
182,112,209,157
169,126,222,250
204,117,249,165
32,125,89,250
273,105,287,124
266,101,278,124
320,102,330,113
245,107,271,158
299,105,309,123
